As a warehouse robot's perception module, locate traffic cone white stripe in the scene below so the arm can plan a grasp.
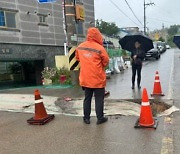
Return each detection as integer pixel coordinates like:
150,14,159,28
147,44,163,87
35,99,43,104
155,80,160,82
141,101,150,106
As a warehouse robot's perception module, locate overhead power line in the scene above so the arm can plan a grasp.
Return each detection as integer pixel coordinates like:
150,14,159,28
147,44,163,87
124,0,143,26
109,0,141,27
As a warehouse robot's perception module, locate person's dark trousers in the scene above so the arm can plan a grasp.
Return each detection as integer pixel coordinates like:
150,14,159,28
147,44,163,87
83,87,105,120
132,64,142,86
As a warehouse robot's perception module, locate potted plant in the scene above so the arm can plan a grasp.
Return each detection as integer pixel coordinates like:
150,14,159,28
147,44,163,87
41,67,56,85
51,67,71,85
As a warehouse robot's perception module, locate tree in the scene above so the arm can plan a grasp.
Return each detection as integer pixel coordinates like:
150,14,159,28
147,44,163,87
95,19,119,37
158,37,165,42
167,24,180,47
167,35,174,47
167,24,180,36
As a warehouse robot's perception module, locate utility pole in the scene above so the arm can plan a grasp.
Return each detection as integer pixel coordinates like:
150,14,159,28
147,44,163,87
162,23,168,42
64,0,77,47
63,0,78,85
144,0,155,35
64,0,85,85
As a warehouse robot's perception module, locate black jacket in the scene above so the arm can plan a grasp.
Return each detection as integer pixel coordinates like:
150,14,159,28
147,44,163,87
131,49,145,65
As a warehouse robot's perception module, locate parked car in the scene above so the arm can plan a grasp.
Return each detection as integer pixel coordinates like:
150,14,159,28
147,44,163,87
157,41,166,53
145,42,161,60
103,41,115,49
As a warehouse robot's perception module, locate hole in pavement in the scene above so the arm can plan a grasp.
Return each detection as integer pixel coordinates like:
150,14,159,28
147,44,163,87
129,99,171,116
55,98,172,118
109,99,171,119
151,101,171,116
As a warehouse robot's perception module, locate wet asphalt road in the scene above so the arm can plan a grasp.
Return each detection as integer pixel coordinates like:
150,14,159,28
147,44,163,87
0,112,164,154
106,48,174,100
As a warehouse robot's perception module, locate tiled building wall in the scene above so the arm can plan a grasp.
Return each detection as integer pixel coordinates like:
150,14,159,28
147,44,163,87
0,0,65,46
0,0,95,68
0,0,95,46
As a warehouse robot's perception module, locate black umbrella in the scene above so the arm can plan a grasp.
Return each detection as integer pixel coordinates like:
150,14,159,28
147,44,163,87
119,32,153,52
173,35,180,49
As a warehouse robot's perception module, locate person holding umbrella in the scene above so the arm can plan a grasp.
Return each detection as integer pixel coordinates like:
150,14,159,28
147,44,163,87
131,41,145,89
119,32,153,89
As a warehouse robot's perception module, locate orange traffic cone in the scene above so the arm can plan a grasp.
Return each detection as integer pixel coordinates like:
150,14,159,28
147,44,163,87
151,71,164,96
27,89,54,125
134,88,158,129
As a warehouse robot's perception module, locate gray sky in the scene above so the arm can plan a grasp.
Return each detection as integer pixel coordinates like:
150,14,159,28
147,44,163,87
94,0,180,31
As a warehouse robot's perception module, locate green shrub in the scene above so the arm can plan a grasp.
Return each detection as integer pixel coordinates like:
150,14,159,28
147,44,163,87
51,67,71,85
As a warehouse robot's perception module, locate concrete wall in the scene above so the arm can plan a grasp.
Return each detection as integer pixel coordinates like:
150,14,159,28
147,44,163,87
0,0,66,46
0,43,63,67
0,0,95,46
83,0,95,33
0,0,94,71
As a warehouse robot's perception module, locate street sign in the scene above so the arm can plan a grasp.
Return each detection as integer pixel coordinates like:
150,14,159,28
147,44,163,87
75,4,85,21
154,32,160,41
37,0,56,3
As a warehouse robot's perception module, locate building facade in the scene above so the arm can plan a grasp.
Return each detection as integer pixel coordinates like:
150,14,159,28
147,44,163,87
0,0,94,85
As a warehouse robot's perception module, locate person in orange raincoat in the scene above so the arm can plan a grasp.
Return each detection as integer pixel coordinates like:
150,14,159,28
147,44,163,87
76,27,109,125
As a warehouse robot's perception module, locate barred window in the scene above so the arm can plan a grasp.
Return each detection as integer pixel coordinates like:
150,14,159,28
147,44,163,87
39,15,46,23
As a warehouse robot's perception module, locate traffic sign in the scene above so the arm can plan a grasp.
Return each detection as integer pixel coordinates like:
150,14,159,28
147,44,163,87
37,0,56,3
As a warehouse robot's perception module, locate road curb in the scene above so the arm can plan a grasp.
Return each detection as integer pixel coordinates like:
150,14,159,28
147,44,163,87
161,116,174,154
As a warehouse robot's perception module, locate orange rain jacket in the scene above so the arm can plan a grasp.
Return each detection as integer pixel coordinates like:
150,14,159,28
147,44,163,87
75,27,109,88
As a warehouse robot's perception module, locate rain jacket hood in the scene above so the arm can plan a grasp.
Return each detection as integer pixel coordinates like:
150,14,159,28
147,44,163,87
75,27,109,88
86,27,103,45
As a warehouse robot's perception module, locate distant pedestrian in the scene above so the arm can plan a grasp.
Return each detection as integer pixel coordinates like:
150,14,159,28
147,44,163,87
76,27,109,124
131,41,145,89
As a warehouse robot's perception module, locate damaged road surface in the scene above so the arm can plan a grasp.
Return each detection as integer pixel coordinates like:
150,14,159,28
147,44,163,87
0,94,178,117
55,98,179,117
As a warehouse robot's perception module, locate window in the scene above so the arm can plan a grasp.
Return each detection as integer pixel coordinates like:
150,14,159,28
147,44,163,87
0,62,13,74
0,11,5,26
37,14,48,26
0,10,16,28
39,15,46,23
6,12,16,28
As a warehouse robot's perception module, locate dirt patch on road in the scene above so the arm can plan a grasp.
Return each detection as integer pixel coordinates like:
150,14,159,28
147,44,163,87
151,102,171,116
126,99,172,116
